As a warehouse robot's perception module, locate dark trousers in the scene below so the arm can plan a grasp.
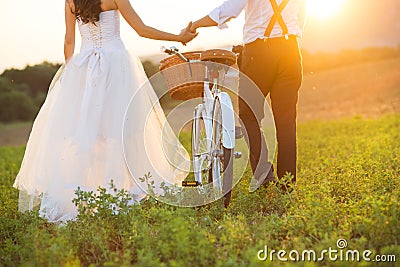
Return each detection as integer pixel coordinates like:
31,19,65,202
238,36,303,182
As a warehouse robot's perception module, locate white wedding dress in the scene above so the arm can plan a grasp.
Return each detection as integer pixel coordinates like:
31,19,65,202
13,10,190,223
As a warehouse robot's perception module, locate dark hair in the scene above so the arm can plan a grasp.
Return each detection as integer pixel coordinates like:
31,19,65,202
72,0,102,24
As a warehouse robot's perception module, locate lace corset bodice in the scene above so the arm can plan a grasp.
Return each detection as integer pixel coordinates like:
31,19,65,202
78,10,124,51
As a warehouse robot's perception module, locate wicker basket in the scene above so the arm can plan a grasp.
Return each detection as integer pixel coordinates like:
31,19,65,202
159,52,205,100
201,49,237,66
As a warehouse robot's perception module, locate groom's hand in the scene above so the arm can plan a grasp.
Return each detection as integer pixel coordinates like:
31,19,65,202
179,22,198,46
189,21,197,33
180,21,196,35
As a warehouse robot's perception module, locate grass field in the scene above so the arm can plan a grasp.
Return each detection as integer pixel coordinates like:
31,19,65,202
1,114,399,266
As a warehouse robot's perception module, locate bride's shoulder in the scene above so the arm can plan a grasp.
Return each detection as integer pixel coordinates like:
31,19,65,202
66,0,74,8
66,0,76,13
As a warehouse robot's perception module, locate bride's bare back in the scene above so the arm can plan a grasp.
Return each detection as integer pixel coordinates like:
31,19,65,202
66,0,117,12
99,0,118,12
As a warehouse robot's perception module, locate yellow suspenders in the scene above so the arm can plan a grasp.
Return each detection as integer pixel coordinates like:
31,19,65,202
264,0,291,39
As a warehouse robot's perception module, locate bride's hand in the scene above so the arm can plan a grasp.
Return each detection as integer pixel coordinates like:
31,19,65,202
178,22,198,46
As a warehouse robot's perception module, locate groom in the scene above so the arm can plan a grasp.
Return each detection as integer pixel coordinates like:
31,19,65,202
189,0,306,191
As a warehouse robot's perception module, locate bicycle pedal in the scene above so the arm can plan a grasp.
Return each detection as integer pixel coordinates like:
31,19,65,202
234,151,242,159
235,126,244,139
182,181,201,187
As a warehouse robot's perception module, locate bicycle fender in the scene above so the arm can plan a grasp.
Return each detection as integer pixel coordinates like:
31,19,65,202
219,92,235,149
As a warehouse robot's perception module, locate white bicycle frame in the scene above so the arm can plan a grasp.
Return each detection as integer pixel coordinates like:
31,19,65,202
192,72,236,186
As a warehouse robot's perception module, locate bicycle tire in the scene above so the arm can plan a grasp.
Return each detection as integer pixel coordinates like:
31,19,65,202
211,98,233,207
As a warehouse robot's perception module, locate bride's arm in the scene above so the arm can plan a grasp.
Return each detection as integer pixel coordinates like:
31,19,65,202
114,0,197,44
64,0,76,62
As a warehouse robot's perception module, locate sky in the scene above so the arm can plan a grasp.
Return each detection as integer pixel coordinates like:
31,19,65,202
1,0,399,72
0,0,244,72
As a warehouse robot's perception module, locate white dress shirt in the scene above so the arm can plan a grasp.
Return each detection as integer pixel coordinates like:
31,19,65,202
208,0,306,44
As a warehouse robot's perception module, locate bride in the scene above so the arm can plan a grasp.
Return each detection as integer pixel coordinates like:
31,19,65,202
13,0,196,223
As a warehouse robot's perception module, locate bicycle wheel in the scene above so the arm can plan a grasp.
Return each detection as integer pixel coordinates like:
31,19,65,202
192,104,212,186
211,98,233,207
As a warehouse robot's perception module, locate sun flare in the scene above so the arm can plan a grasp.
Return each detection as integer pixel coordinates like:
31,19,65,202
306,0,345,19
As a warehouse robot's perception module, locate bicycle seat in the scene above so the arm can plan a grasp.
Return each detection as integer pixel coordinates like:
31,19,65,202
200,49,236,66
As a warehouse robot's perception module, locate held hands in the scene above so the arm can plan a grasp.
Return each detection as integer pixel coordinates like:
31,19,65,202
178,22,198,46
189,22,197,34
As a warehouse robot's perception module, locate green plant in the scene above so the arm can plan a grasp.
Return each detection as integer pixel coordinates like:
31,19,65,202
1,115,399,266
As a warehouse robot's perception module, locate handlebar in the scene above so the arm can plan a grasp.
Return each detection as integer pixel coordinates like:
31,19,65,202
232,45,243,55
161,46,189,62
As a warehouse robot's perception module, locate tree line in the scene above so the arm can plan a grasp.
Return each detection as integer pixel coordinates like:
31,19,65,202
0,60,158,124
1,46,399,124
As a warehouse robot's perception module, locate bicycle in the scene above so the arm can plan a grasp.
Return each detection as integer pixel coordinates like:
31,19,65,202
160,46,243,207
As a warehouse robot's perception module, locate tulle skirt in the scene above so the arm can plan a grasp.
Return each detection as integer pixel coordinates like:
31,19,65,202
13,47,190,223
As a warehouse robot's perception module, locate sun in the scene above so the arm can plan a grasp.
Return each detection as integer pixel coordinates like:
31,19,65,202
306,0,345,19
